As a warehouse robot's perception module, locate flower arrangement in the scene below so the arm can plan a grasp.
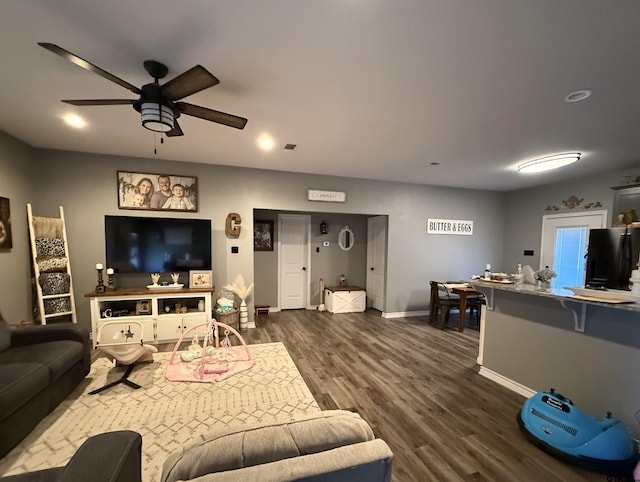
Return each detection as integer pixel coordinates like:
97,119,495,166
534,266,557,283
223,274,254,304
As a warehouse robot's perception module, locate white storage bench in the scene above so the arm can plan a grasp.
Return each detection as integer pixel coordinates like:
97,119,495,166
324,286,366,314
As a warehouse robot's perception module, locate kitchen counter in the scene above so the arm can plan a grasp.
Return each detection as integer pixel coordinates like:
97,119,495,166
470,279,640,313
470,280,640,438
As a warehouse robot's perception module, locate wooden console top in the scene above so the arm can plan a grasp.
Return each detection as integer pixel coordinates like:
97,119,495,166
85,287,215,297
326,286,364,292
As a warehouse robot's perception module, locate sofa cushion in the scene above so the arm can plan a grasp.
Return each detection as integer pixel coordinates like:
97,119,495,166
161,410,375,482
0,340,84,384
0,363,49,421
0,317,10,353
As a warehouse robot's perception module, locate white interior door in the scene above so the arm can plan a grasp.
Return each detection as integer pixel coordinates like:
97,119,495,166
278,214,310,309
366,216,387,311
540,210,607,287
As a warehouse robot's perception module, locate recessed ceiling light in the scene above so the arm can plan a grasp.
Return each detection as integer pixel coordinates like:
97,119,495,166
564,90,592,103
62,114,86,129
257,134,275,151
518,152,581,173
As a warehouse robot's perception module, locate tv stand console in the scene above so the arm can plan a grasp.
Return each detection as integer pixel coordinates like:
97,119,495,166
85,288,213,348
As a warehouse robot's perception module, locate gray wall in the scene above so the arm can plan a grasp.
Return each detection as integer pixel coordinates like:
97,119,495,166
502,167,640,272
0,135,507,329
0,131,33,323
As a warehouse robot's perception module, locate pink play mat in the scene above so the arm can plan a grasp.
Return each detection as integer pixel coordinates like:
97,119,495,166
165,318,254,383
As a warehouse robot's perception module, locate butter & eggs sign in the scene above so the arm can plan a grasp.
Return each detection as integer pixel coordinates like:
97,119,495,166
427,218,473,236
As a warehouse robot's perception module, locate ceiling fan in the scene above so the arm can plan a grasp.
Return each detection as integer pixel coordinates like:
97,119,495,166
38,42,247,136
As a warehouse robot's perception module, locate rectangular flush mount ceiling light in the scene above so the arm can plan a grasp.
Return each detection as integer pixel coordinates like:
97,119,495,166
518,152,581,173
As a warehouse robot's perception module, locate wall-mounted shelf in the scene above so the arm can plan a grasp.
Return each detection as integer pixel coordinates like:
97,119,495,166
611,183,640,226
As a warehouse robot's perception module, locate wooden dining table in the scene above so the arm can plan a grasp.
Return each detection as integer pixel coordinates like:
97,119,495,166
450,284,483,331
430,283,482,332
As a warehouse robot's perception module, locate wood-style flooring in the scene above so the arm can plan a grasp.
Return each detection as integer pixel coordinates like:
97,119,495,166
138,309,614,481
237,309,609,482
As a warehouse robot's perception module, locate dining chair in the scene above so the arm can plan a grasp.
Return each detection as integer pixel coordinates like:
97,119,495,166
429,281,461,329
467,295,485,329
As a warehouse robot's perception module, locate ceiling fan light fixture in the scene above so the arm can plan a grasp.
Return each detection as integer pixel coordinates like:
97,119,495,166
140,102,174,132
518,152,581,173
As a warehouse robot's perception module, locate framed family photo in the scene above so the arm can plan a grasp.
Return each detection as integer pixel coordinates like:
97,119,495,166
117,171,198,212
190,270,213,289
254,220,274,251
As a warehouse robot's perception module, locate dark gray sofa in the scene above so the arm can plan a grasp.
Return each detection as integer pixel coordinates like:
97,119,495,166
0,313,91,459
0,430,141,482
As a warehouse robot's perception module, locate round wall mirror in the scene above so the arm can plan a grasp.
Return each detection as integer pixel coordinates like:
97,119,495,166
338,225,355,251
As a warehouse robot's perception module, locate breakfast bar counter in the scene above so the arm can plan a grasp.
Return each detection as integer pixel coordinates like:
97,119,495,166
470,280,640,438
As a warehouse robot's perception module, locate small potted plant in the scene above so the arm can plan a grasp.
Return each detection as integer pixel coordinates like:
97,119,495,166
534,266,557,289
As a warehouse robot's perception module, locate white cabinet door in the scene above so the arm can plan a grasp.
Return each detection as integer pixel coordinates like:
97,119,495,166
155,315,185,342
182,314,209,339
139,318,156,343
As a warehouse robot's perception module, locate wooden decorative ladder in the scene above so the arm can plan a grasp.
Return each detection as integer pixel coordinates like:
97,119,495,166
27,204,77,324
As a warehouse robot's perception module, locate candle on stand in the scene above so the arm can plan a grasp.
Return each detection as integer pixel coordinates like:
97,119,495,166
95,263,106,293
106,268,115,290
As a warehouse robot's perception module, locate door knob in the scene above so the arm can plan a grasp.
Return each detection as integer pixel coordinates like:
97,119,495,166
302,267,306,271
370,267,375,271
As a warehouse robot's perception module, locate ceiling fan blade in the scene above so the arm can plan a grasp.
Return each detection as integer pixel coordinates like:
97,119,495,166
162,65,219,101
38,42,141,95
166,120,184,137
176,102,247,130
62,99,135,106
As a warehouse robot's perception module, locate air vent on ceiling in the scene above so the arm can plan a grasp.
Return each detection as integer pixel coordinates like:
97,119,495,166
284,144,297,150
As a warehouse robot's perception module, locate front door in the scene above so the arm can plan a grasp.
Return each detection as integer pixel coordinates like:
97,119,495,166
540,210,607,287
279,214,310,309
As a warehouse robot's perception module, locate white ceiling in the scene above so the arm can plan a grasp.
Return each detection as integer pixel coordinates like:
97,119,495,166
2,0,640,192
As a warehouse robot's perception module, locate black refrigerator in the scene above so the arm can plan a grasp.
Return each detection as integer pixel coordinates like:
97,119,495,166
585,226,640,290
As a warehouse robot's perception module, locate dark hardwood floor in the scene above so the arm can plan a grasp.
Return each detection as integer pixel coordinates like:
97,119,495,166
235,308,609,482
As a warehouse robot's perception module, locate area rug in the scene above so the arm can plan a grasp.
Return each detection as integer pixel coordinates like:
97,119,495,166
0,342,320,481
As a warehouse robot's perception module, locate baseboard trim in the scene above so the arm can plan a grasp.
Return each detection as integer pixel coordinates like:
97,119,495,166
383,310,429,319
478,366,536,399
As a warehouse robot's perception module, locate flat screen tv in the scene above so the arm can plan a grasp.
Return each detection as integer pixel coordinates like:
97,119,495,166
105,215,212,274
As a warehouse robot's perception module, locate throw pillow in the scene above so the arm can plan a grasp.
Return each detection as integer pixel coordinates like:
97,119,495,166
39,273,71,295
34,237,66,258
37,256,68,273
